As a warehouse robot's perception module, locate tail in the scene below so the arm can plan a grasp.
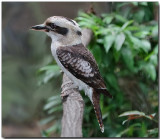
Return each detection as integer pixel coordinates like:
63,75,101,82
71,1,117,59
92,89,104,133
95,88,113,99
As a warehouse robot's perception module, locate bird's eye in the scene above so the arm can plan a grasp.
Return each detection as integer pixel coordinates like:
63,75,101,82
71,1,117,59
47,23,56,29
50,23,55,29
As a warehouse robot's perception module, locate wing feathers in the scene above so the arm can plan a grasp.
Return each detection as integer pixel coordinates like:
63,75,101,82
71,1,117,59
57,43,112,97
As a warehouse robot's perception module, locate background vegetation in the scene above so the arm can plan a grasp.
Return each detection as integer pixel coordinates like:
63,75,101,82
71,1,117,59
2,2,158,137
39,2,158,137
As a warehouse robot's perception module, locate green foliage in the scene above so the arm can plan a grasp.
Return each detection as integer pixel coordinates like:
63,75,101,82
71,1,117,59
37,65,60,85
38,2,158,137
39,95,62,137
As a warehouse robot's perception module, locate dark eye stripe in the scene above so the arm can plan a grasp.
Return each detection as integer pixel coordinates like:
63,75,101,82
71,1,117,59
55,26,68,35
46,22,68,35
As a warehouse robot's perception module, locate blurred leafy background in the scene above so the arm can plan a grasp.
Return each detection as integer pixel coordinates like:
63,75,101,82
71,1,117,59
2,2,158,137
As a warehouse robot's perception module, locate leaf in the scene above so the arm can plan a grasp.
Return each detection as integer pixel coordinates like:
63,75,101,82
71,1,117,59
151,25,158,38
129,36,142,50
114,32,125,51
48,95,60,101
129,36,150,53
147,128,158,135
103,16,114,24
37,65,61,85
46,124,58,133
78,11,91,18
149,55,157,66
126,26,139,31
119,110,145,117
113,50,121,62
38,65,60,73
104,35,115,53
115,14,127,23
39,116,55,125
134,31,150,38
91,44,102,64
132,2,138,6
41,130,49,137
105,73,119,91
122,119,129,125
153,45,158,54
102,112,109,120
139,2,148,6
44,99,61,110
133,10,145,23
121,47,135,72
119,110,157,125
121,20,134,30
48,105,62,114
144,64,156,81
116,123,141,137
141,40,151,52
96,28,110,36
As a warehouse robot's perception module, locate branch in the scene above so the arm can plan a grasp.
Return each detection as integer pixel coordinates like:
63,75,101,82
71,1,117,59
61,28,93,137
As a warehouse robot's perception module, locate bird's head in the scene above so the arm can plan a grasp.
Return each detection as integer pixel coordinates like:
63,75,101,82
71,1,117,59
31,16,82,46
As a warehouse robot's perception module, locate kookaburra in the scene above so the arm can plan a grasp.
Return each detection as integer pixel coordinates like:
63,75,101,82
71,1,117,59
31,16,112,133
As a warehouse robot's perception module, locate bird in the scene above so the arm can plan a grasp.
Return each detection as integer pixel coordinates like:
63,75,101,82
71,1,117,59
31,16,112,133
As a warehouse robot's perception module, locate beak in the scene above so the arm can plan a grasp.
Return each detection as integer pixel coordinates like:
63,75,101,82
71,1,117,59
31,24,50,32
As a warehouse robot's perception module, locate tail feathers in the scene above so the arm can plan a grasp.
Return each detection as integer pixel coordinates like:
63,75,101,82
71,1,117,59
95,88,113,98
92,90,104,133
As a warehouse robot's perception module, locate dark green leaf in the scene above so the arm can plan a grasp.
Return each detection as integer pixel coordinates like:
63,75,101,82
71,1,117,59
121,47,135,72
133,10,145,23
105,73,119,91
113,50,121,62
144,64,156,81
41,130,49,137
115,14,127,23
151,25,158,37
91,45,102,64
141,40,151,52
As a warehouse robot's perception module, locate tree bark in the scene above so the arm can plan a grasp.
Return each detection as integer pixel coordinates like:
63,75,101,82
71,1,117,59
61,28,93,137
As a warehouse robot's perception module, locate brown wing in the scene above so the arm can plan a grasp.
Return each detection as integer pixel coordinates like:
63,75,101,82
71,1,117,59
56,43,112,98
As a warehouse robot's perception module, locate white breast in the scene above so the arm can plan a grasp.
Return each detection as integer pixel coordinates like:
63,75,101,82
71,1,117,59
51,43,93,103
